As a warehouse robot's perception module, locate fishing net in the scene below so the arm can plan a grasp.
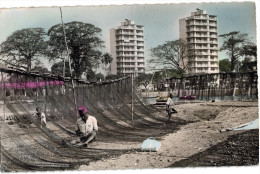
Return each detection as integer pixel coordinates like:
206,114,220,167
167,72,257,100
1,67,257,171
0,67,171,172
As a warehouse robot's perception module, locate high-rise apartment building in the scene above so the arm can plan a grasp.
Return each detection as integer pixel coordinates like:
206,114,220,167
110,19,145,76
179,9,219,74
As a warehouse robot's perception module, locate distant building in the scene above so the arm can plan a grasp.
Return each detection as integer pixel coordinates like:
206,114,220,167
110,19,145,76
179,9,219,74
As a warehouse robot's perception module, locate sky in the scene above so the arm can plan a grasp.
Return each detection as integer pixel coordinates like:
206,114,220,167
0,0,257,72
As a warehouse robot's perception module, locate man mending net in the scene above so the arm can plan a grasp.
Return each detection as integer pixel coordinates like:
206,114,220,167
63,106,98,148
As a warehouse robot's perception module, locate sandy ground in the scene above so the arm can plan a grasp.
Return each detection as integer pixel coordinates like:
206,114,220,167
1,100,258,172
78,101,259,170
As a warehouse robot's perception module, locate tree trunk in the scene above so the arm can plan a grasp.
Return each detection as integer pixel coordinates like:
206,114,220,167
27,57,32,71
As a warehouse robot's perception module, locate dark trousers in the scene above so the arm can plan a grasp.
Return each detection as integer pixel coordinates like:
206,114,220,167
166,105,177,122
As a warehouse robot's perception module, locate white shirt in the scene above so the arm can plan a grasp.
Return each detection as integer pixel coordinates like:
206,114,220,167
166,97,173,106
76,115,98,135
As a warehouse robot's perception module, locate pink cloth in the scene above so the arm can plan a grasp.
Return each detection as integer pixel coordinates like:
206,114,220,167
78,106,87,114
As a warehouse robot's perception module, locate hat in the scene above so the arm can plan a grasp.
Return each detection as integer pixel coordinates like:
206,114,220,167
78,106,87,114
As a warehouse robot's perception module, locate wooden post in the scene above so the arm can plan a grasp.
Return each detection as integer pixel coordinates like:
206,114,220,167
44,77,48,113
1,72,6,123
131,73,134,123
60,7,78,117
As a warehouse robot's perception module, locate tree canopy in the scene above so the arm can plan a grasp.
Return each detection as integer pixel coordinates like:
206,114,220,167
51,61,70,77
135,73,153,89
47,21,104,78
240,57,256,72
240,43,257,59
219,31,250,72
101,53,113,80
149,39,195,77
219,59,231,73
0,28,48,71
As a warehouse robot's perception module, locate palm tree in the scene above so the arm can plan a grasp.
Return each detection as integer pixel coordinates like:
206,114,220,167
101,53,113,81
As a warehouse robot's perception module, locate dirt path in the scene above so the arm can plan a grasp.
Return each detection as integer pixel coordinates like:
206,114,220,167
78,101,258,170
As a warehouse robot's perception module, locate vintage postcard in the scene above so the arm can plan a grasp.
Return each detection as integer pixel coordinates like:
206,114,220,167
0,0,258,173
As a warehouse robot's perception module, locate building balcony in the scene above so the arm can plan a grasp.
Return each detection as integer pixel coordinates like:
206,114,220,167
209,35,218,38
116,37,124,41
116,37,135,41
119,65,136,68
116,32,135,36
119,26,136,30
187,34,209,38
189,40,209,44
187,22,208,26
137,42,144,46
209,41,218,44
136,32,144,35
209,23,217,26
186,16,209,20
186,28,208,32
137,64,145,67
192,46,210,49
195,64,209,68
210,47,218,50
209,29,217,32
137,53,145,57
209,16,217,21
116,48,136,51
136,26,144,30
116,53,136,56
117,59,136,62
210,53,218,56
136,59,144,62
210,59,218,62
195,52,210,56
210,57,218,61
136,37,144,41
117,42,136,46
195,58,209,61
209,64,219,68
122,54,140,57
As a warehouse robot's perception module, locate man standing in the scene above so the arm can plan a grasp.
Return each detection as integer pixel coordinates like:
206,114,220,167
71,106,98,148
166,93,177,123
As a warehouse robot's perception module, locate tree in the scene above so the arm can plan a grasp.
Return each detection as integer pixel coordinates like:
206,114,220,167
219,31,249,72
240,57,256,72
150,69,181,84
136,73,153,89
219,59,231,72
51,61,70,77
0,28,48,71
239,43,257,72
94,73,105,82
47,21,104,78
101,53,113,80
240,43,257,59
149,39,195,78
